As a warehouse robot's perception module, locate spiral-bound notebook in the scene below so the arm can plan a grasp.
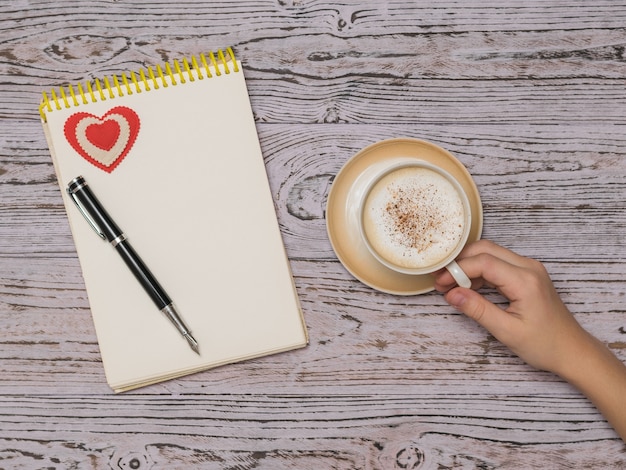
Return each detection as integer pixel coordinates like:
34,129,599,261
40,48,308,392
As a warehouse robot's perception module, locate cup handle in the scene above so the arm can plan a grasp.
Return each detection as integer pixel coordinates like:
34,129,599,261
445,260,472,289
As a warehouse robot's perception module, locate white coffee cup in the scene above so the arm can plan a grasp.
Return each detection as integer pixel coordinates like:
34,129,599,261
358,160,472,288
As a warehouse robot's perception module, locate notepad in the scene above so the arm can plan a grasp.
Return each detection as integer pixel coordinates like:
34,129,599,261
40,48,308,392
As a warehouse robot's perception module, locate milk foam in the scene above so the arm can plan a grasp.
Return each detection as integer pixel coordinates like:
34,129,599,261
363,166,466,269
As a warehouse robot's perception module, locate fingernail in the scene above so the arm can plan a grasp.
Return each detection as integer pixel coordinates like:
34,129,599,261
446,290,467,309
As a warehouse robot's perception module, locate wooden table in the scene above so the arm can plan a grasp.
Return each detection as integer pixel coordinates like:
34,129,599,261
2,1,626,468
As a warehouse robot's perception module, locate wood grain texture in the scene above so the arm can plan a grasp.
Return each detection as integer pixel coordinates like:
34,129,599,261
1,0,626,468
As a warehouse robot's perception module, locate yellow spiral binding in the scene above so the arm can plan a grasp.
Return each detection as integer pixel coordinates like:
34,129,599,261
39,47,238,122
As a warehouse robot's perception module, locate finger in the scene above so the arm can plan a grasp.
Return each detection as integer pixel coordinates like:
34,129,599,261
436,252,529,302
458,240,534,270
434,240,535,292
433,267,486,292
444,287,518,345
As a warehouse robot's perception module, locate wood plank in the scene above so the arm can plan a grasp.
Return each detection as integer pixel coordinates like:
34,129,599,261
1,0,626,467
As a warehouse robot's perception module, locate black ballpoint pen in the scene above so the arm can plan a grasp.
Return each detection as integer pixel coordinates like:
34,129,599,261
67,175,200,355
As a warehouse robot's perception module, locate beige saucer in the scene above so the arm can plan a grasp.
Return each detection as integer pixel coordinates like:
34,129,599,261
326,138,483,295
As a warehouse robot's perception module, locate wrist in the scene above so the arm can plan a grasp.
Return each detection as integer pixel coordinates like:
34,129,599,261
553,329,626,442
554,327,623,394
551,327,601,383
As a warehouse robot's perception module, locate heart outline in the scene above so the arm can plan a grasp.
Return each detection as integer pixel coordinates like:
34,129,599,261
64,106,140,173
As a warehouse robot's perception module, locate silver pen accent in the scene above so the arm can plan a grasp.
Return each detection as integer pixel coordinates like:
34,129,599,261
161,304,199,354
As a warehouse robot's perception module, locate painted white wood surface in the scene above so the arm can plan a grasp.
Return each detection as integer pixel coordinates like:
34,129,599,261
1,1,625,468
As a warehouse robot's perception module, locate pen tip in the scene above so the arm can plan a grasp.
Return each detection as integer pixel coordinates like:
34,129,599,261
185,333,200,355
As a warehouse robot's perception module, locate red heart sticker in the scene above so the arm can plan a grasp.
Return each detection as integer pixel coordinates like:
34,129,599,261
64,106,140,173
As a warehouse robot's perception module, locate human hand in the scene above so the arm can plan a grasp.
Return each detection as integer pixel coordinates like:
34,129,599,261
433,240,590,376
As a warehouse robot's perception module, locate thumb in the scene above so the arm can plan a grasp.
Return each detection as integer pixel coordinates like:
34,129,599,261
444,288,515,341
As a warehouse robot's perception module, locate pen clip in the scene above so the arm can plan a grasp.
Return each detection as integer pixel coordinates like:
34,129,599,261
67,183,106,240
